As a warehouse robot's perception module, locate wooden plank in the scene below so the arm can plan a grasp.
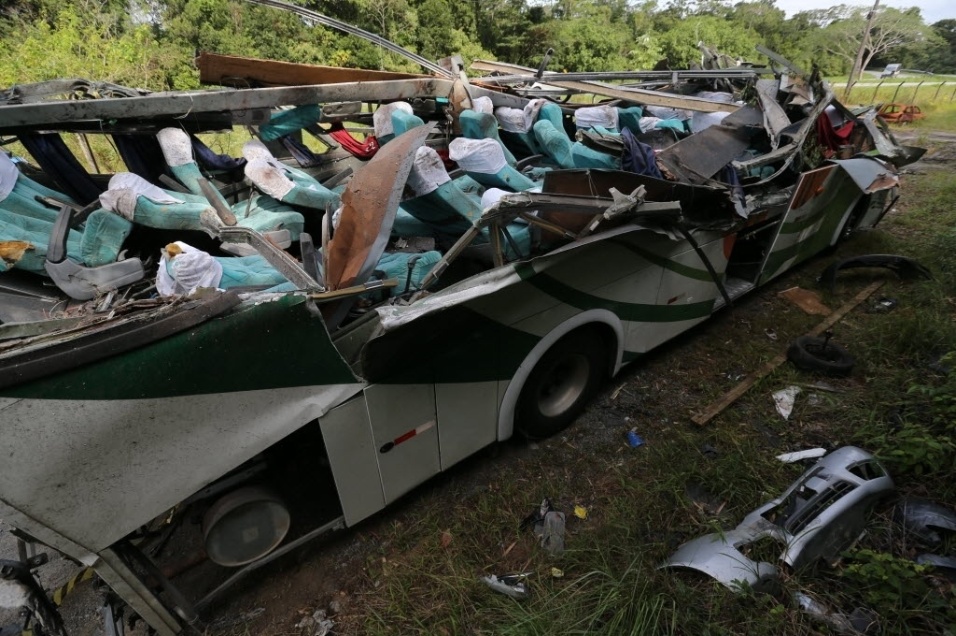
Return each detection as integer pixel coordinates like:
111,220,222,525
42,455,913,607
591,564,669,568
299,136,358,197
197,52,426,87
691,280,885,426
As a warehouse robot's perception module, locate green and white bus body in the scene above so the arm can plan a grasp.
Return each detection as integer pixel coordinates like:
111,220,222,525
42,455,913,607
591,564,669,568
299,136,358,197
0,152,899,633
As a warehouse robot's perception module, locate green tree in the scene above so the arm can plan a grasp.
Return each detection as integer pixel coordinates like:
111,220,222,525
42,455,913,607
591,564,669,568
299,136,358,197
803,5,933,76
0,2,195,89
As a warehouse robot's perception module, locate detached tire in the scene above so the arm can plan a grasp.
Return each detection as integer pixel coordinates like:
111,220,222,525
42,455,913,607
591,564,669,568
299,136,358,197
787,335,855,376
516,330,607,440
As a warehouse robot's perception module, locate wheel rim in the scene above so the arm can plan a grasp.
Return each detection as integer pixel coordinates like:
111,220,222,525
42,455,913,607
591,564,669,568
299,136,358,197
536,353,590,418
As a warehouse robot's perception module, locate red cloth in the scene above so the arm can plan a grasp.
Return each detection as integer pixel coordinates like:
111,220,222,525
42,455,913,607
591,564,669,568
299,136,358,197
329,126,379,159
816,114,855,157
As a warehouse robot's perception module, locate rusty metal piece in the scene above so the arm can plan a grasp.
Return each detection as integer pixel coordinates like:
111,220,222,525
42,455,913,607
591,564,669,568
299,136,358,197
326,124,433,291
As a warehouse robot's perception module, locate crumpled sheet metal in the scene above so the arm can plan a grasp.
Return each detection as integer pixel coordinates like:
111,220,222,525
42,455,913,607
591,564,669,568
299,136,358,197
831,157,899,193
663,447,894,590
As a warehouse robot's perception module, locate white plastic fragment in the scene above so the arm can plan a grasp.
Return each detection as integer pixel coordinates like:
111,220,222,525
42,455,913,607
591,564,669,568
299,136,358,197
481,574,529,599
776,448,827,463
772,385,801,420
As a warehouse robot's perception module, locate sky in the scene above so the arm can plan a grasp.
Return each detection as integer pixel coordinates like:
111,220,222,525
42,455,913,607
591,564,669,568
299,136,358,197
772,0,954,24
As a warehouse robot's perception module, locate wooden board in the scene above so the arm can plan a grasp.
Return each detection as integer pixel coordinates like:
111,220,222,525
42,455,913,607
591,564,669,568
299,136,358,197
197,52,426,88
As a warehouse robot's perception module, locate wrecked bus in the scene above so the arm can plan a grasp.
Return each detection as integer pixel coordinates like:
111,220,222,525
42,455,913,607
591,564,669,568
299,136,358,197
0,14,923,634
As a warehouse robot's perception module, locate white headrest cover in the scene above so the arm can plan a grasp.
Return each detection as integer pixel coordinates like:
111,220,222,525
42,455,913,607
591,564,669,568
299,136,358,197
0,152,18,203
575,105,619,130
471,96,494,115
448,138,507,174
373,102,414,138
99,172,183,219
407,146,451,196
157,127,194,167
245,158,295,200
242,139,275,162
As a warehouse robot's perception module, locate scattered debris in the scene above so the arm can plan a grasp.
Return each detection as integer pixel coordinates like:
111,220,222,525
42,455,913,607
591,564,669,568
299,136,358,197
541,511,566,555
481,573,530,599
778,286,832,315
663,447,893,590
793,591,877,635
521,498,554,533
866,296,898,313
915,554,956,582
772,386,801,420
0,3,926,627
787,331,854,376
294,609,334,636
700,444,719,459
573,506,588,520
626,429,645,448
894,498,956,547
692,282,884,425
819,254,932,291
765,328,778,341
775,448,827,463
550,567,564,578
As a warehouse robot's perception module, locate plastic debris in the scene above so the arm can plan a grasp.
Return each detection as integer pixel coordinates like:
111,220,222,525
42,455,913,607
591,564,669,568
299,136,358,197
626,429,644,447
776,448,827,463
550,567,564,578
765,328,778,341
867,296,898,314
521,498,554,533
541,511,566,555
294,609,334,636
573,505,588,520
772,386,801,419
894,498,956,547
481,573,530,599
916,554,956,582
793,591,876,634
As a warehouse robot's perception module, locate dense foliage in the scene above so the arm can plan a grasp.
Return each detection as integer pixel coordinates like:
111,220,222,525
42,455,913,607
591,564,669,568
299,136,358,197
0,0,953,90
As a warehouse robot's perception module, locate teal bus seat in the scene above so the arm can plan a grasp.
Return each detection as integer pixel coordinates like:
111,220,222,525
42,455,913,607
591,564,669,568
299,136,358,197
459,110,517,167
391,109,425,138
448,138,537,191
373,102,414,145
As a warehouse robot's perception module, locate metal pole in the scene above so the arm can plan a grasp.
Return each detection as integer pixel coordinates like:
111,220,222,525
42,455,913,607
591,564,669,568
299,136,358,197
911,80,925,103
845,0,881,102
892,81,904,102
933,81,945,101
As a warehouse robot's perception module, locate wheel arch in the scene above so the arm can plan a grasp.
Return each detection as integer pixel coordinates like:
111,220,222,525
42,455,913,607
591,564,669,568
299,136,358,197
496,309,624,441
